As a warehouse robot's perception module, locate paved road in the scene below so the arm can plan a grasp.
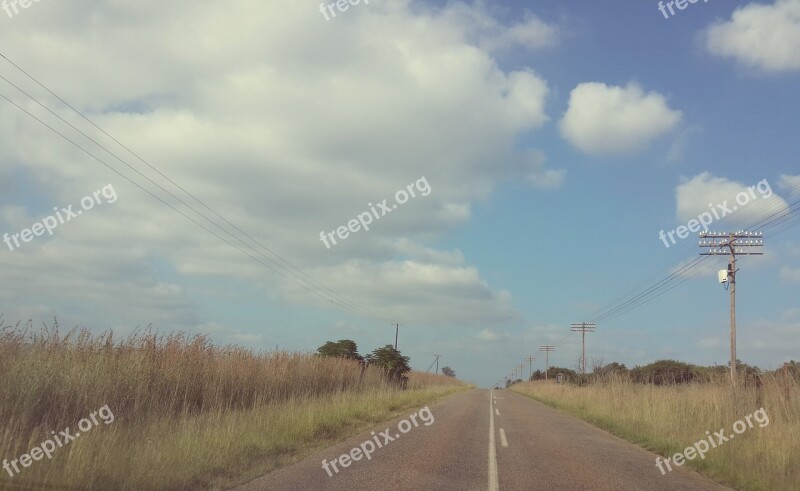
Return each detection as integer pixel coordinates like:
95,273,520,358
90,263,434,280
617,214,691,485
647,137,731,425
233,388,733,491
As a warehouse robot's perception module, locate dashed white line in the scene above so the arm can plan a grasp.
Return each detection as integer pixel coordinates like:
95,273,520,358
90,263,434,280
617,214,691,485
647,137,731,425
499,428,508,447
495,408,500,416
488,390,499,491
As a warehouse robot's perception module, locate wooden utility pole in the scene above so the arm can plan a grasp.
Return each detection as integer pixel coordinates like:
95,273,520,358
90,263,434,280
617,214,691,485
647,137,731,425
526,356,535,381
699,231,764,387
539,345,554,380
394,323,399,350
571,322,596,375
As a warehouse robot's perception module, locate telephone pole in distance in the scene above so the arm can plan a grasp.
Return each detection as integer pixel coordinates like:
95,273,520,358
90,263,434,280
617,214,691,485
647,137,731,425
539,345,554,380
526,356,535,381
571,322,596,376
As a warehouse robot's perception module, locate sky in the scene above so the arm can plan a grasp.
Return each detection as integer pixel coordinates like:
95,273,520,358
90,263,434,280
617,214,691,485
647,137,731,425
1,0,798,387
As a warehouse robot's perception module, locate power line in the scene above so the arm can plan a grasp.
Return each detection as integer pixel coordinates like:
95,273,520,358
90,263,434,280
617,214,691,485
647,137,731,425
585,178,800,326
518,180,799,384
0,52,396,327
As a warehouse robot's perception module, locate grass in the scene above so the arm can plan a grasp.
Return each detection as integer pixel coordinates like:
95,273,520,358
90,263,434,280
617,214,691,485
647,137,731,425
509,375,800,491
0,319,467,490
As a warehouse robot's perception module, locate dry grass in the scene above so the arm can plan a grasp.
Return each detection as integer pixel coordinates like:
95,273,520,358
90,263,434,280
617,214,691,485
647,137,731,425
0,319,466,490
510,375,800,491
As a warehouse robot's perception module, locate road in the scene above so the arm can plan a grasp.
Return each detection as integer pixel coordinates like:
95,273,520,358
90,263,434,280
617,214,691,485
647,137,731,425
233,388,733,491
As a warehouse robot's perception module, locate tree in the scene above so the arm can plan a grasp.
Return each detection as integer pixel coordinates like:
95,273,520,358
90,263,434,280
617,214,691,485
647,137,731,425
594,362,629,377
530,366,577,382
441,366,456,377
366,345,411,385
630,360,699,385
316,339,362,361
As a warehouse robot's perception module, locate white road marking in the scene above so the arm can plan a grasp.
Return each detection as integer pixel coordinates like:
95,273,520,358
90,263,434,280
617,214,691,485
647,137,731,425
499,428,508,447
488,390,499,491
495,408,500,416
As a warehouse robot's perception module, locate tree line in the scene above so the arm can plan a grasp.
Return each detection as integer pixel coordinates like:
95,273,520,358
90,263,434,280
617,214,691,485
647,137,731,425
505,359,799,387
316,339,456,386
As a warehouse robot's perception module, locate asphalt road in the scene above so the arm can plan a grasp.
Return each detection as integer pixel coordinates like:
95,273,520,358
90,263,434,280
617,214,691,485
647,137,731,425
233,388,733,491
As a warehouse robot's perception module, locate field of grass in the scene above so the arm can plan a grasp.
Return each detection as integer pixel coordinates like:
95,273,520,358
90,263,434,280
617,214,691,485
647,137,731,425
510,375,799,491
0,320,467,490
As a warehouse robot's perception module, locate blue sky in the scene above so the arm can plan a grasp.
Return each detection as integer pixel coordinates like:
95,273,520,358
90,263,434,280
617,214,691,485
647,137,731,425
1,0,798,387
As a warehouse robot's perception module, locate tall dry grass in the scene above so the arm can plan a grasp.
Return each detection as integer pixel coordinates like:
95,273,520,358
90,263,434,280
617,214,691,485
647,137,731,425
511,374,800,491
0,319,465,490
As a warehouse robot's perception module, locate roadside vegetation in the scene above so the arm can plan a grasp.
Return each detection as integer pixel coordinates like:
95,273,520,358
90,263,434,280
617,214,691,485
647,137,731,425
509,360,800,491
0,319,467,490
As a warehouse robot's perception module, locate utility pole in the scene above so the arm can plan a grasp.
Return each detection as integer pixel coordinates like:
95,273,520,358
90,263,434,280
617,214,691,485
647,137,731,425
425,354,441,374
699,231,764,387
526,356,535,381
394,323,399,350
570,322,597,375
539,345,554,380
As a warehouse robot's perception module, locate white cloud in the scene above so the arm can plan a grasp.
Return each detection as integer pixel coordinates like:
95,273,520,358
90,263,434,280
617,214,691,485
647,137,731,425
559,82,682,156
705,0,800,72
0,0,562,330
674,173,789,226
281,259,520,327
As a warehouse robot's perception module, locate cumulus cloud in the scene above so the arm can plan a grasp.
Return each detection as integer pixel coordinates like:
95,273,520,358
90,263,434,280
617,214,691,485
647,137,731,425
284,260,521,326
0,0,559,330
705,0,800,72
674,173,789,226
559,82,682,156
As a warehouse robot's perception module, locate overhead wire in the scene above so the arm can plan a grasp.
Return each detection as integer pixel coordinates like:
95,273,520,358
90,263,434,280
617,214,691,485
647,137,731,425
0,52,395,326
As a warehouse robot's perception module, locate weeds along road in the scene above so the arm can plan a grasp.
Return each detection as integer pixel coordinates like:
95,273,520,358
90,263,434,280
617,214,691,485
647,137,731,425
234,389,733,491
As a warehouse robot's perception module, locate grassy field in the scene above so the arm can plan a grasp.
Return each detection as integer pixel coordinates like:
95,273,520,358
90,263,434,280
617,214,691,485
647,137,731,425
510,375,800,491
0,320,467,490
